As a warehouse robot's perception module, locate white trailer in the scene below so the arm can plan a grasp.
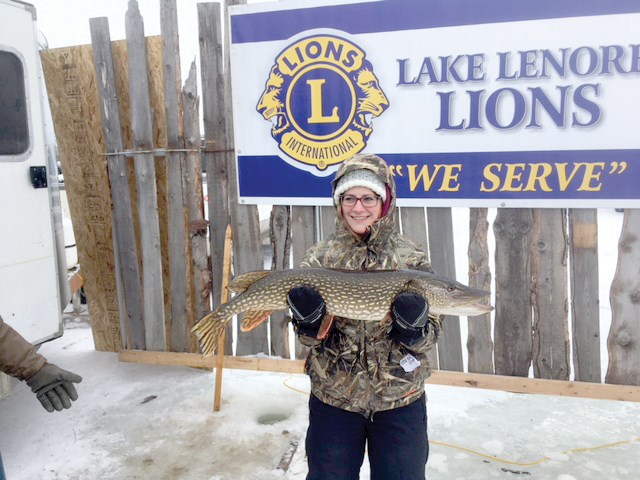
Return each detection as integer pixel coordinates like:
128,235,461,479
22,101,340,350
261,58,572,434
0,0,69,347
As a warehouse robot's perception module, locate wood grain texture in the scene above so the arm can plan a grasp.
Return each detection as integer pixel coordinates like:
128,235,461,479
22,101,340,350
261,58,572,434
569,209,601,382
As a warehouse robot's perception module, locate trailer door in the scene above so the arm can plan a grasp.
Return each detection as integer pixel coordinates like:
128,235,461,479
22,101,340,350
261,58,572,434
0,1,62,343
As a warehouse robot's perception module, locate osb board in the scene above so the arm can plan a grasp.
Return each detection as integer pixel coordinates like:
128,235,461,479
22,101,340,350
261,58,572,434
41,36,169,352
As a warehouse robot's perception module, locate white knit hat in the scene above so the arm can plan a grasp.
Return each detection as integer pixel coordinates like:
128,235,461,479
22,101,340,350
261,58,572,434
333,169,387,205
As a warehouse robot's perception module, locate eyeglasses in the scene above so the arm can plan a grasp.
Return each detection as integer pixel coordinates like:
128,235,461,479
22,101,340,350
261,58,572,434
340,194,381,207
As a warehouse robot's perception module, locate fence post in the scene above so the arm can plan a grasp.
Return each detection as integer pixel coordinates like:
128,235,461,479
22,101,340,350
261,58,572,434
125,0,167,351
161,0,191,352
467,208,493,373
569,209,601,382
607,209,640,386
90,17,146,350
493,208,534,376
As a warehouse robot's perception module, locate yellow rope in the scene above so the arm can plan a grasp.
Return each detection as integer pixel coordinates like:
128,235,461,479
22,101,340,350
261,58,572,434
283,376,310,395
429,438,640,467
281,376,640,467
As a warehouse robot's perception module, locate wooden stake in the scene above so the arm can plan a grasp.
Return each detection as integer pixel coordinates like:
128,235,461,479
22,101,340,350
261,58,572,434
214,224,233,411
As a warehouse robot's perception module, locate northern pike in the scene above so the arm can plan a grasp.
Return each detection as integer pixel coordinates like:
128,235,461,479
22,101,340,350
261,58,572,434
192,268,493,355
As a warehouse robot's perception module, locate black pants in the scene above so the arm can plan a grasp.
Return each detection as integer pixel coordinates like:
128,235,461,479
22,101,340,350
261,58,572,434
306,394,429,480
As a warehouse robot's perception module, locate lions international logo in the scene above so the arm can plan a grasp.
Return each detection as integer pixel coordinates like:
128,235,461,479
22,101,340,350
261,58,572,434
257,34,389,170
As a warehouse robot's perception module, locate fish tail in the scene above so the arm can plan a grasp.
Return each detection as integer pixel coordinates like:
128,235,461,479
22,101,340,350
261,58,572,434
191,310,230,356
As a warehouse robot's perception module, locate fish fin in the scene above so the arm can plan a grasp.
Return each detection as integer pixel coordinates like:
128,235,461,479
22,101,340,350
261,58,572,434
228,270,271,294
191,310,230,356
240,310,273,332
316,314,335,340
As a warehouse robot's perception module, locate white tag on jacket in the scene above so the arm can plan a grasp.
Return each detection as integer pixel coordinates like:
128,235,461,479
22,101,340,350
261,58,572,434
400,354,420,373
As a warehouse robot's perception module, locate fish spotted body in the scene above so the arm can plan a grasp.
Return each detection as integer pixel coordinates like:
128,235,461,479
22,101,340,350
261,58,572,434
192,268,492,355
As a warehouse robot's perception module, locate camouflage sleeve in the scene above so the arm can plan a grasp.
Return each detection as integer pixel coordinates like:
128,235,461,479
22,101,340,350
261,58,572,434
394,235,439,353
297,333,322,347
299,240,330,268
400,315,441,354
296,241,330,347
395,235,434,272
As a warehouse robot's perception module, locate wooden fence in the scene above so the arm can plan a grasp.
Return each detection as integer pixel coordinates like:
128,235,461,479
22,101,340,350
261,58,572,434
41,0,640,391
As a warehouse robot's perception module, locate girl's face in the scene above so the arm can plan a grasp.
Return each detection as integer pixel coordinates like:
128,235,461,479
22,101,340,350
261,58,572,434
339,186,383,236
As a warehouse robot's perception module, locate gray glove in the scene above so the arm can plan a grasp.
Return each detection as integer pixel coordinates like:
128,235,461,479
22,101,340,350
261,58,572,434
25,363,82,412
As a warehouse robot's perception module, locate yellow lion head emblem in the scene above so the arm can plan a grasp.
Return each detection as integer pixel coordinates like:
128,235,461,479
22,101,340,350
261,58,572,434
257,66,289,137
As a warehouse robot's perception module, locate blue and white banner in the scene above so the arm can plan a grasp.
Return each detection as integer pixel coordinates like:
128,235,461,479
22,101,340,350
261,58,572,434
229,0,640,207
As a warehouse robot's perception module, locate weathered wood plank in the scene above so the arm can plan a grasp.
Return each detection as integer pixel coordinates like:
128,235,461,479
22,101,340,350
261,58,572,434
270,206,292,358
467,208,493,374
197,2,233,353
569,209,601,382
427,207,463,371
160,0,190,352
119,350,640,402
89,17,145,350
291,206,316,359
183,62,211,352
531,209,570,380
493,208,534,376
320,206,335,239
125,0,166,350
222,0,267,355
399,206,439,370
606,209,640,386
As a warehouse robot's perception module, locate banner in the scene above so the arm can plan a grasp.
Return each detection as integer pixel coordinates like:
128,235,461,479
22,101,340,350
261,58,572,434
229,0,640,207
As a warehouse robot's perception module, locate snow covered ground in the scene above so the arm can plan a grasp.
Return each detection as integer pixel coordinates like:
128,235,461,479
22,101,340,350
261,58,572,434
1,317,639,480
2,208,639,479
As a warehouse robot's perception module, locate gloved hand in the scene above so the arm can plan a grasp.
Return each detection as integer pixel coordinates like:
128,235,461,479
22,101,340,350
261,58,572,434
389,292,430,345
25,363,82,412
288,285,326,337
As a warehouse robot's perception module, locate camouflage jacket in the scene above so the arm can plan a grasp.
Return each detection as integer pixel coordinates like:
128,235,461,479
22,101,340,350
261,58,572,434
299,154,440,417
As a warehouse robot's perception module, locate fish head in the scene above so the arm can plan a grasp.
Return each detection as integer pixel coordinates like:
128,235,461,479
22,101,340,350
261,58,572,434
408,274,493,317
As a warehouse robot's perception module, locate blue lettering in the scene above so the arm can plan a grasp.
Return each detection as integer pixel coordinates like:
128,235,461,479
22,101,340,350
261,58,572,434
601,45,629,75
540,48,569,78
497,52,517,80
631,45,640,73
486,88,526,129
526,86,571,128
519,50,538,79
440,55,464,83
305,41,322,59
343,49,358,68
418,57,440,84
324,41,343,62
569,47,599,76
436,91,465,130
467,89,485,130
397,59,419,85
469,54,486,81
572,84,601,127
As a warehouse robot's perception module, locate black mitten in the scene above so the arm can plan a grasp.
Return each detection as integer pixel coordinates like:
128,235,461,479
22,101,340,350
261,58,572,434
389,292,430,345
288,286,326,337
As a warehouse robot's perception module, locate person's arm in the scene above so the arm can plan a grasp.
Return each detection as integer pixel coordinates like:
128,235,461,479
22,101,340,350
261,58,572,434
288,285,327,340
291,242,332,346
0,315,82,412
388,293,440,354
0,315,47,380
390,236,440,352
